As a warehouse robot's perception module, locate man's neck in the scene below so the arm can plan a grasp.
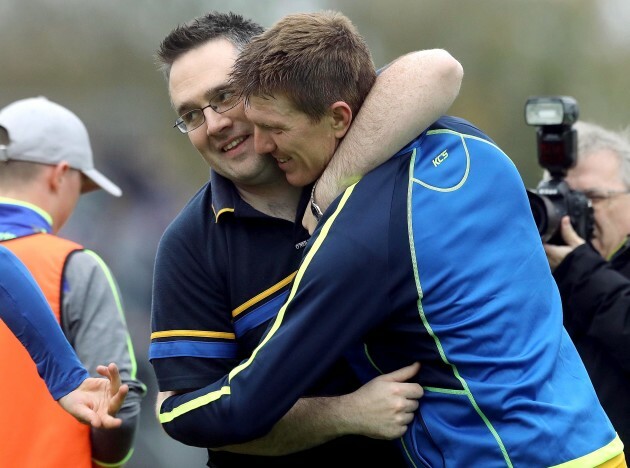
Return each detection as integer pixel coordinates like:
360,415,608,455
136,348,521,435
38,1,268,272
235,181,303,222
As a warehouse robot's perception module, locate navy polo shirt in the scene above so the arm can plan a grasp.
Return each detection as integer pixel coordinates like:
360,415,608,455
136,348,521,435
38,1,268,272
150,171,311,391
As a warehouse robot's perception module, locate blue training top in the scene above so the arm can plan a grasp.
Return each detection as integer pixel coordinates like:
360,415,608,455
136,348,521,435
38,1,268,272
159,117,622,466
0,245,88,400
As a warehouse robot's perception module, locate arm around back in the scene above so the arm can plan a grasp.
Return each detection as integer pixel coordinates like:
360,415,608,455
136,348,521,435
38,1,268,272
158,362,422,455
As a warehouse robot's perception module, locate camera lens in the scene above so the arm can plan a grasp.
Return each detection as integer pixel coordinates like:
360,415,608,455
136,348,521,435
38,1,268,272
526,190,562,243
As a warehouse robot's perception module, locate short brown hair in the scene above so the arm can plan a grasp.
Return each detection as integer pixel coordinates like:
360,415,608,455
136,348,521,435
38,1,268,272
230,11,376,122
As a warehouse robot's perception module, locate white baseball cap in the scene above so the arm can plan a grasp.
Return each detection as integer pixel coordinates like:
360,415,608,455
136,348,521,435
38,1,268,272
0,96,122,197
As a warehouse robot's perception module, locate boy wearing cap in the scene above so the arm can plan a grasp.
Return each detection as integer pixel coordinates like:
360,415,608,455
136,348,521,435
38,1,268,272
0,96,145,468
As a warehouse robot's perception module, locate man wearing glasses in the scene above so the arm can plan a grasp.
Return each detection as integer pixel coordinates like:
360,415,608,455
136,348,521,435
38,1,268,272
544,120,630,456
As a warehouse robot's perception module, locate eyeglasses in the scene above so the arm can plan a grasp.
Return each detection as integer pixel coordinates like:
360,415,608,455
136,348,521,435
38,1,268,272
173,90,241,133
583,189,630,203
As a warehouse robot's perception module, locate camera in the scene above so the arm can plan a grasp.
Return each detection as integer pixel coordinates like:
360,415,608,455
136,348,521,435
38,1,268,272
525,96,594,245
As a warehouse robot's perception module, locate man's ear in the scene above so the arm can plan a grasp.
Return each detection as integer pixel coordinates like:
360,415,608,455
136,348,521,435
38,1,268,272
48,162,71,192
329,101,353,139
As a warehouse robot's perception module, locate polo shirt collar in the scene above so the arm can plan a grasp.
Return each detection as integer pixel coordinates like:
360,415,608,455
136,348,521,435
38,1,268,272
0,197,52,240
210,170,237,222
209,170,311,225
210,170,275,222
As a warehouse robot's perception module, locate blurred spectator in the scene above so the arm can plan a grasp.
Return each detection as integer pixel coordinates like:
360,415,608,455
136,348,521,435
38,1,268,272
0,96,145,467
544,120,630,456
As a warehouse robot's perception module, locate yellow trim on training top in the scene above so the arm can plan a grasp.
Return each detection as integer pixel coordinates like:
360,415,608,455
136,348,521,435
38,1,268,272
549,435,624,468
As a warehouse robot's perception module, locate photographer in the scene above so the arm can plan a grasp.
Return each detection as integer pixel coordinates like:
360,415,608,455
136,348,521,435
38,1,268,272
544,120,630,454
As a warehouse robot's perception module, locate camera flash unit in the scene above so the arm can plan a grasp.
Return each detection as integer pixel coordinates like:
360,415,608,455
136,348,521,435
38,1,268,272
525,96,579,127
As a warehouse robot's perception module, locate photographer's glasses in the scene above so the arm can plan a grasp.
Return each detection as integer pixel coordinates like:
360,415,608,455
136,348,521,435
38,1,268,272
173,90,241,133
583,189,630,203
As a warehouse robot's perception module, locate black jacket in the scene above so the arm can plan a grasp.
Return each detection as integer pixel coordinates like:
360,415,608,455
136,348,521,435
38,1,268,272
553,238,630,454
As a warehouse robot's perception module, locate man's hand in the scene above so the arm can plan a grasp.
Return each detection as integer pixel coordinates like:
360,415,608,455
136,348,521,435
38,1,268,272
58,363,129,429
344,362,423,439
194,364,423,456
544,216,586,270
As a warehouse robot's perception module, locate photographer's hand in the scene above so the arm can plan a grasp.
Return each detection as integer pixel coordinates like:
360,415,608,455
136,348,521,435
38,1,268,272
544,216,586,270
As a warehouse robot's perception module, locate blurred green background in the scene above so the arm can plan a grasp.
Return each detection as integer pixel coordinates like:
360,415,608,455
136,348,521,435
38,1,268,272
2,0,629,466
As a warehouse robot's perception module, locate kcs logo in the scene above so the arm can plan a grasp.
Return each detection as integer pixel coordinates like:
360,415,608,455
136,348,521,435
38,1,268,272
432,150,448,167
